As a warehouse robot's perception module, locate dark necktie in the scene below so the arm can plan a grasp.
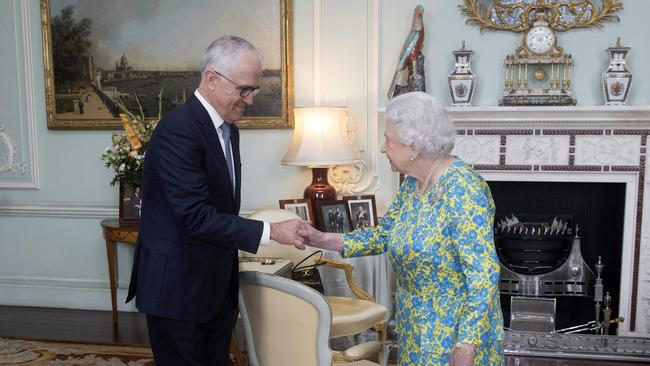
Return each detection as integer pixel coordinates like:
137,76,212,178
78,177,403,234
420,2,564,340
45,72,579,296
219,123,235,189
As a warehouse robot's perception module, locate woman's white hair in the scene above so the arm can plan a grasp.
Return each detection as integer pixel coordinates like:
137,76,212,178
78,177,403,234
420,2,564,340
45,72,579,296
200,35,263,77
385,91,456,158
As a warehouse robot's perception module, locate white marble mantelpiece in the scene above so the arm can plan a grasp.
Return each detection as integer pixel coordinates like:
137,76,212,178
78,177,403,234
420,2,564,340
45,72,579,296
449,106,650,337
449,106,650,127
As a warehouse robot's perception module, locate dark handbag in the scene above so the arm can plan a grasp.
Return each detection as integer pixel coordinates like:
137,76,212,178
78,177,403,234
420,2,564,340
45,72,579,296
291,250,325,294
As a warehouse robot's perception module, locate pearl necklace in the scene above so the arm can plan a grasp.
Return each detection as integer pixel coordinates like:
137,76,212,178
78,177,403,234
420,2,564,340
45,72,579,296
415,158,441,197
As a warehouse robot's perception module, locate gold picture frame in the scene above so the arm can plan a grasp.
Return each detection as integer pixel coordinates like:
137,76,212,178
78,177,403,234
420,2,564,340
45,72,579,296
40,0,294,130
459,0,622,33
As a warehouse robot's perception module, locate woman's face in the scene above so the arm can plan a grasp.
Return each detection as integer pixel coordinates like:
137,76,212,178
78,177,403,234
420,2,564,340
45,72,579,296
381,122,415,174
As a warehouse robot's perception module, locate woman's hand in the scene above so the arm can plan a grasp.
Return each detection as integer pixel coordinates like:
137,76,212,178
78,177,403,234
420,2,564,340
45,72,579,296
297,222,324,245
297,222,344,251
450,343,475,366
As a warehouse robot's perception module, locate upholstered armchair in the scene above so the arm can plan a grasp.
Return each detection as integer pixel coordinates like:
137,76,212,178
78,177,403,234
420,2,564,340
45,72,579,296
244,209,388,362
239,271,381,366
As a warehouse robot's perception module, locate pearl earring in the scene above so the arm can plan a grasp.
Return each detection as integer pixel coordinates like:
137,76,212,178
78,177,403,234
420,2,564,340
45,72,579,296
409,156,415,161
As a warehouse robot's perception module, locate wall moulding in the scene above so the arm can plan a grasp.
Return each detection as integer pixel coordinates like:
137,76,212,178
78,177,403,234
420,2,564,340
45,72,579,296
0,0,39,189
320,0,380,195
0,202,263,220
0,203,117,218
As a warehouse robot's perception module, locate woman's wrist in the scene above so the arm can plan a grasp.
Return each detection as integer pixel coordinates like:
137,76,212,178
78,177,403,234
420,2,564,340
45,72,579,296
324,232,344,251
454,342,476,355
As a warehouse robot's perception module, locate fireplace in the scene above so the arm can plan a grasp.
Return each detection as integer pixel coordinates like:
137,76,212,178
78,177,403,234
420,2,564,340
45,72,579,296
449,105,650,336
489,181,625,332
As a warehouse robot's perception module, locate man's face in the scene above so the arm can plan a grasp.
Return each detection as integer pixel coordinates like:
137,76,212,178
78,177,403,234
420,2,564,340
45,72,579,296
206,51,262,123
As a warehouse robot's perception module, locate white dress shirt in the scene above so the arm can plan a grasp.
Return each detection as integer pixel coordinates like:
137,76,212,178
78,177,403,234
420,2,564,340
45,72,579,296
194,90,270,245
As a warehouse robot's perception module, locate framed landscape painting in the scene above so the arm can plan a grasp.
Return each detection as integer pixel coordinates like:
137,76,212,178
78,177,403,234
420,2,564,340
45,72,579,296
41,0,293,130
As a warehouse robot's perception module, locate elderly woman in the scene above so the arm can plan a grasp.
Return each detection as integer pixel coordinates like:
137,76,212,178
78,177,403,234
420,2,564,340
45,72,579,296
299,91,504,365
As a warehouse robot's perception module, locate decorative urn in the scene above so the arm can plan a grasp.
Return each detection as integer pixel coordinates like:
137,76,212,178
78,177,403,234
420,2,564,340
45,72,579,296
602,37,632,106
448,41,476,107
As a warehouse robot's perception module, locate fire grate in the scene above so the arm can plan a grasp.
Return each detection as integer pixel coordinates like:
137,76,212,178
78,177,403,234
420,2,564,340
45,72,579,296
495,214,594,297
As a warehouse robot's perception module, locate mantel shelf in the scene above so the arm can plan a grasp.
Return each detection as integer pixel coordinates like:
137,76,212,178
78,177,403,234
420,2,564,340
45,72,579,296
447,105,650,123
382,105,650,129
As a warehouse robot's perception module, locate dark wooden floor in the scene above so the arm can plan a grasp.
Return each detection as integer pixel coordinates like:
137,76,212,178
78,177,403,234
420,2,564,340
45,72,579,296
0,305,149,346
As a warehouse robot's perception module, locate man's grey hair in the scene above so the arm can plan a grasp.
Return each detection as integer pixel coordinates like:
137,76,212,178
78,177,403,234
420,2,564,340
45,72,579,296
385,91,456,158
200,35,263,77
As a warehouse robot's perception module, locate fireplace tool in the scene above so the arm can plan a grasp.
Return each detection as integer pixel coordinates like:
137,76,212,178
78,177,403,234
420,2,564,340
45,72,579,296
552,256,624,335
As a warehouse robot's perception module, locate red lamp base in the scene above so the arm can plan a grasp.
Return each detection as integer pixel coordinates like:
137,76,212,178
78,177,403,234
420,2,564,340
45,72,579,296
304,167,336,202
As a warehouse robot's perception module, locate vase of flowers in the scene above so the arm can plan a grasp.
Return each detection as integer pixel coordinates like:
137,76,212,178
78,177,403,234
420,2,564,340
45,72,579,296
101,94,161,225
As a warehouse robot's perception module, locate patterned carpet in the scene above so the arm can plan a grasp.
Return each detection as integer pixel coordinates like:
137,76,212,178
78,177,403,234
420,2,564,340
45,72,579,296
1,336,391,365
0,337,153,365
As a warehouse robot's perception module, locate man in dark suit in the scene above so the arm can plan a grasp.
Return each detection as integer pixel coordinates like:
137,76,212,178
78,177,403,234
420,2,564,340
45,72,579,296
126,35,304,366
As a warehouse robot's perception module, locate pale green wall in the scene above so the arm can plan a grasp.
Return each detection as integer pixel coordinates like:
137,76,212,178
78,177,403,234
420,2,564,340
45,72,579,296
381,0,649,107
0,0,648,311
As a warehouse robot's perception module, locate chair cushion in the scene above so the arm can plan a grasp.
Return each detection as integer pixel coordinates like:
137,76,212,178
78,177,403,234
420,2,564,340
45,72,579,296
342,340,382,361
333,360,380,366
327,296,387,337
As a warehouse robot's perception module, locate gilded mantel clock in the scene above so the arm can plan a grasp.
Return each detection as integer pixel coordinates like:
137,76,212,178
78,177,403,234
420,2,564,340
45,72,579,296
460,0,623,106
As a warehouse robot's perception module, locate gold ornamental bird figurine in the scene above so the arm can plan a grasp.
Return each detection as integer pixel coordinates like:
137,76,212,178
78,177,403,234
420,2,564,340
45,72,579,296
387,5,425,99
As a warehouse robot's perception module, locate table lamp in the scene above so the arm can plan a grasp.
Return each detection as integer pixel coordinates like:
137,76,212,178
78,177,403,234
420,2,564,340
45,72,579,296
282,107,361,201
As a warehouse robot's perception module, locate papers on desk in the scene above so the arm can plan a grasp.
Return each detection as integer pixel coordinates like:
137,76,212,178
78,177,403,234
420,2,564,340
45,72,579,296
238,257,293,277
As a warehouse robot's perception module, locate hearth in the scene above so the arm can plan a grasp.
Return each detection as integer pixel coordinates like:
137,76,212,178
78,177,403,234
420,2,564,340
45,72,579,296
504,330,650,363
489,181,626,332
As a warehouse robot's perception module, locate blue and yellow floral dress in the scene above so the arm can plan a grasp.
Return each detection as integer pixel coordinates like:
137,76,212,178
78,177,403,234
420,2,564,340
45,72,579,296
342,159,504,365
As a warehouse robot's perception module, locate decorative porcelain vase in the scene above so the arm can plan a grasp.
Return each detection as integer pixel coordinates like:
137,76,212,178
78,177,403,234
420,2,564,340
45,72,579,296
448,41,476,107
119,180,141,226
602,37,632,106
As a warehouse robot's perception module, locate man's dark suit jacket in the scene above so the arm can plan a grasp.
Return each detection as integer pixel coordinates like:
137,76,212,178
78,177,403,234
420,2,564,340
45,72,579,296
126,94,263,322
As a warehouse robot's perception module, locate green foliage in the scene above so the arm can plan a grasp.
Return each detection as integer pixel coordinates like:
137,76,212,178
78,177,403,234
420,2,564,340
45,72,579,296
51,5,92,90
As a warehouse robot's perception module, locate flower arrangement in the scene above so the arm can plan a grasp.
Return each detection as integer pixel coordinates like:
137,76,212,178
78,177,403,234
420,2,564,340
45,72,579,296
101,90,163,186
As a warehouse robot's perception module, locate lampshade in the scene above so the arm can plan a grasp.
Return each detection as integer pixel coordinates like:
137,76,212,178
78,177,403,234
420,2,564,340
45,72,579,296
282,107,361,167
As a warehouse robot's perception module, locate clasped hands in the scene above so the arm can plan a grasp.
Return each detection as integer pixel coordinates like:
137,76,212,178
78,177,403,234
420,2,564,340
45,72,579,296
269,219,341,251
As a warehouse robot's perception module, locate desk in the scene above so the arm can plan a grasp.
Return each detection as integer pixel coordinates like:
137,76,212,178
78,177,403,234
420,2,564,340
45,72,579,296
100,218,139,324
238,257,293,278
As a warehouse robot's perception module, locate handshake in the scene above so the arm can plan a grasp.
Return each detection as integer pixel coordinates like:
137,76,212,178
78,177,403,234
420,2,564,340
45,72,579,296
269,219,342,252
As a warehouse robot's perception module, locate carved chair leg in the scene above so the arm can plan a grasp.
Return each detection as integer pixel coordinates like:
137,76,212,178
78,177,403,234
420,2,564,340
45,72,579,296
374,321,387,364
230,333,247,366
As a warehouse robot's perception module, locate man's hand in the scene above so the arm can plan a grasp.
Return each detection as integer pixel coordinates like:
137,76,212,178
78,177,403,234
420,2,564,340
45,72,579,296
270,219,306,249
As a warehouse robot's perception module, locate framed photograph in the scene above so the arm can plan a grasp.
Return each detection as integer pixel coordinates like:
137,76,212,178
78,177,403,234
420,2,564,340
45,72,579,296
314,200,353,233
344,195,378,229
40,0,294,130
279,198,314,223
118,181,141,226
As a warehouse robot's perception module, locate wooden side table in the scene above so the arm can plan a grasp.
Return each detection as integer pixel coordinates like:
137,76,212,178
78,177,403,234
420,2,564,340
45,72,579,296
100,218,139,325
